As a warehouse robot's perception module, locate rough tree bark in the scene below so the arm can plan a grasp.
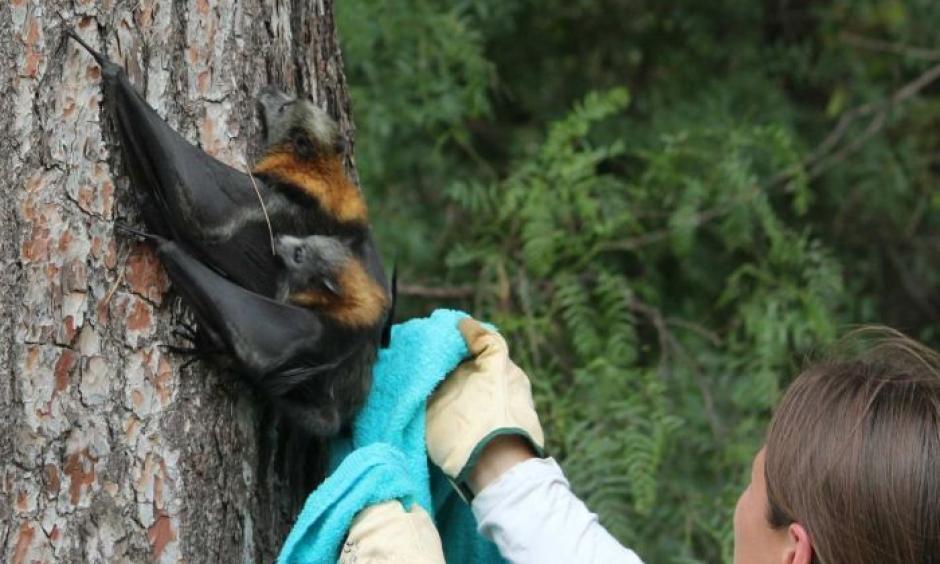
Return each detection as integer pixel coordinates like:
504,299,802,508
0,0,358,561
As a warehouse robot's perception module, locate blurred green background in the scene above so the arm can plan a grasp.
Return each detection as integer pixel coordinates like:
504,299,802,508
337,1,940,561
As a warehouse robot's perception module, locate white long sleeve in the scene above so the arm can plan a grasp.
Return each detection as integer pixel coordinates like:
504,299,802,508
471,457,644,564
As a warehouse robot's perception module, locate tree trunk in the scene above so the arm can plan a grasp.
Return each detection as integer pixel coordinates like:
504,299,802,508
0,1,357,561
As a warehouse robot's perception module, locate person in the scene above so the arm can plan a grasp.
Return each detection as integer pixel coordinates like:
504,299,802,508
339,320,940,563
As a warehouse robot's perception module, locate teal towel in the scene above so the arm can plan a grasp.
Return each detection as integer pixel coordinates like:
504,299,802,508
278,309,505,564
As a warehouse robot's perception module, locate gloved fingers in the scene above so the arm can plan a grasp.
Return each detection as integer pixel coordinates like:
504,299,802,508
401,504,444,558
458,317,509,363
342,501,445,564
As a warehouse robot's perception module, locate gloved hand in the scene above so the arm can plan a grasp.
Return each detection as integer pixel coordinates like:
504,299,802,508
340,501,445,564
425,317,545,499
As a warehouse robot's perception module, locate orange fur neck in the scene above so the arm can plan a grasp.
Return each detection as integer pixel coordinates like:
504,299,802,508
253,152,368,225
289,259,388,328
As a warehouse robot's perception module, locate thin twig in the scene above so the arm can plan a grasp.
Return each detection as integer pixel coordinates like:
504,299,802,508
626,296,672,371
665,331,725,441
103,247,132,308
247,164,276,255
840,31,940,61
904,190,929,239
665,316,723,347
599,198,745,252
515,269,544,369
397,283,475,299
801,60,940,182
805,110,887,180
626,295,725,440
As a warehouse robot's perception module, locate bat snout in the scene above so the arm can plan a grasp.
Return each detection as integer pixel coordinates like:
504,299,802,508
275,235,306,266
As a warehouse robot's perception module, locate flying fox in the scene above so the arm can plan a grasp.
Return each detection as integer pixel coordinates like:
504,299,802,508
67,30,392,498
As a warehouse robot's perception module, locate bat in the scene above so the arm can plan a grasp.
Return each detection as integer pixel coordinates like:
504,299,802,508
66,30,393,500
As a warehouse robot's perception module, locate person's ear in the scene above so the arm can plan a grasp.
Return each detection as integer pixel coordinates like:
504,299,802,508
783,522,813,564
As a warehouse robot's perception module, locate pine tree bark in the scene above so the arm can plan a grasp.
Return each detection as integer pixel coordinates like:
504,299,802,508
0,1,357,561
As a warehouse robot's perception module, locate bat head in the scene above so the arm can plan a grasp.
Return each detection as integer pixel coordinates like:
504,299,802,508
276,234,353,296
257,87,346,161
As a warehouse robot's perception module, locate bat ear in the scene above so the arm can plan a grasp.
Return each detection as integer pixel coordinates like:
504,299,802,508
338,234,360,252
332,136,348,155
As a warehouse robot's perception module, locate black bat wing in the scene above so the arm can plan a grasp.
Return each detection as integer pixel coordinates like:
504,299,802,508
68,31,280,297
154,238,336,389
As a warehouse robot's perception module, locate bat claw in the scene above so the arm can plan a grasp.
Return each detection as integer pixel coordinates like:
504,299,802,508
114,222,159,241
180,356,203,372
65,28,123,78
160,343,200,355
160,342,224,367
64,28,104,62
172,323,199,343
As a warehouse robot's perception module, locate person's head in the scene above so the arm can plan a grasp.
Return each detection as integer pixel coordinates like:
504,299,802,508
734,327,940,564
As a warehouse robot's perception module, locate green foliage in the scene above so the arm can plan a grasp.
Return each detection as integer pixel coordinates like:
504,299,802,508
339,1,940,561
337,1,494,270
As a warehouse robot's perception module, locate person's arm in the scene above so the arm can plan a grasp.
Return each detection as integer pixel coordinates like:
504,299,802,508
467,434,538,494
426,318,644,564
469,437,642,564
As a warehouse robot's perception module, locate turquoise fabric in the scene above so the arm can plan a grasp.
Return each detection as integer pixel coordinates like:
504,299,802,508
278,309,505,564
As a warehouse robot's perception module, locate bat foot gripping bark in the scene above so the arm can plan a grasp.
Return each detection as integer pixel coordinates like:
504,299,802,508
113,222,158,241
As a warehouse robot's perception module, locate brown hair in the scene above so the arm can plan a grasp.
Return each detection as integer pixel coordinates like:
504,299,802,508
764,326,940,564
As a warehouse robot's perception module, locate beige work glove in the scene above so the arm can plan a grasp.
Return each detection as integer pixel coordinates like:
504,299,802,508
339,501,445,564
425,317,545,499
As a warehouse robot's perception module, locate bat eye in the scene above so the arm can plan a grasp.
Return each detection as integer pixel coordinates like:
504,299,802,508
293,247,304,263
294,135,315,159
